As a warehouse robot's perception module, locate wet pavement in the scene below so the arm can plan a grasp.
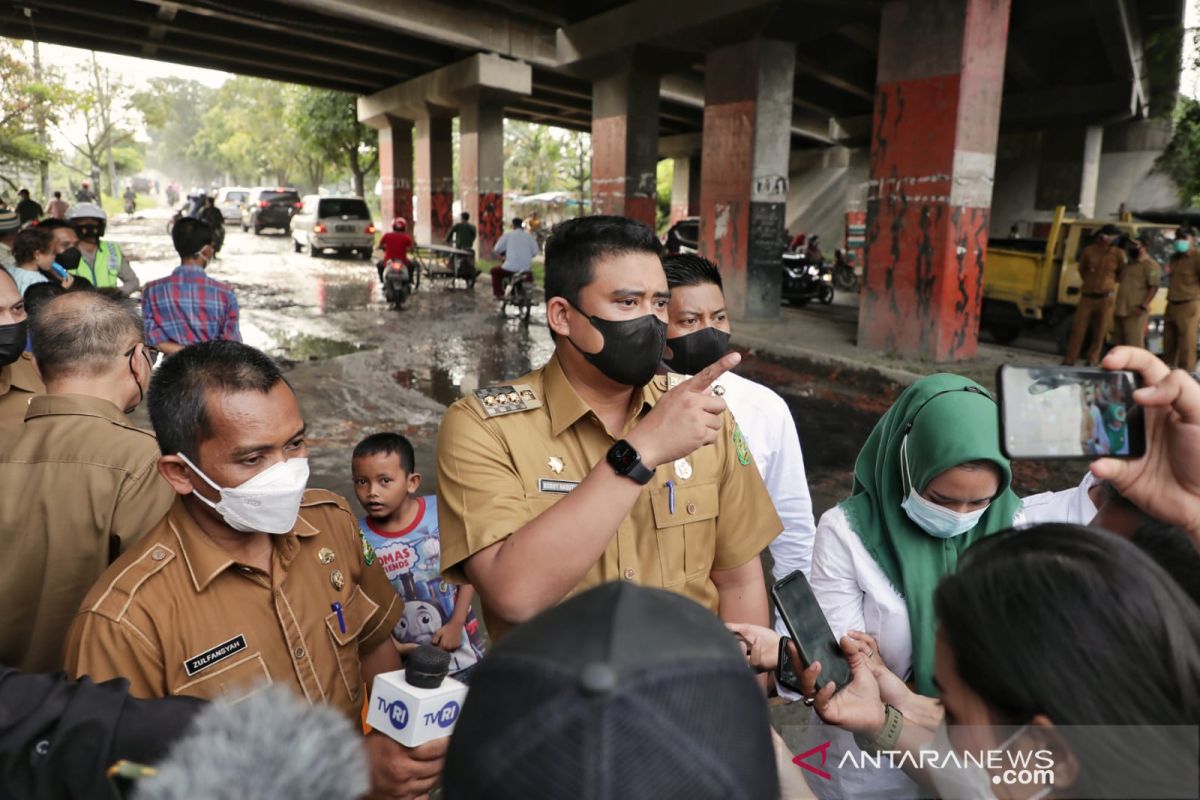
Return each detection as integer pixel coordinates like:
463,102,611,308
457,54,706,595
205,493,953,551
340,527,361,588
112,207,1082,520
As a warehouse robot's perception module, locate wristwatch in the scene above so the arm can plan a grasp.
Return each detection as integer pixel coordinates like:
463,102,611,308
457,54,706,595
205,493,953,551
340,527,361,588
607,439,655,485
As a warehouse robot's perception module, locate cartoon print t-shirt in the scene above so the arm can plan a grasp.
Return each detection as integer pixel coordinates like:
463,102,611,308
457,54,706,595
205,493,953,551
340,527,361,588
358,496,484,674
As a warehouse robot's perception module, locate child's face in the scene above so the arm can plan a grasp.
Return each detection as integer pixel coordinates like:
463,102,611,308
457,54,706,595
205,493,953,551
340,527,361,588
352,452,420,520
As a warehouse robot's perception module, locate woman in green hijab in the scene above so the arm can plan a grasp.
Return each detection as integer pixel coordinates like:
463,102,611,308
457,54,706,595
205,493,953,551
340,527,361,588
801,374,1022,799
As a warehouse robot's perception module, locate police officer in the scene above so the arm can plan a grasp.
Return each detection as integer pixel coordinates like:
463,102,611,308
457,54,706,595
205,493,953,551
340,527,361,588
436,215,782,642
0,268,42,427
1164,226,1200,373
65,203,140,295
1065,224,1127,366
1112,233,1161,349
64,341,445,799
0,291,174,671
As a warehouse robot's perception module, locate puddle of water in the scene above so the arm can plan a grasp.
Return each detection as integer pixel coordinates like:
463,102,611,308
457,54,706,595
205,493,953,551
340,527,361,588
268,332,376,362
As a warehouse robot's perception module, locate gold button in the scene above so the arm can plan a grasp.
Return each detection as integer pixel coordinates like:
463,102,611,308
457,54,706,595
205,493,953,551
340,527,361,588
686,503,697,515
151,549,166,561
623,568,635,580
293,647,306,659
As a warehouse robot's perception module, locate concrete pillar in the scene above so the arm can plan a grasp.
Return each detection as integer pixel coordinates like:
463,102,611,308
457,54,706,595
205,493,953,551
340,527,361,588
697,38,796,320
858,0,1011,360
378,117,413,227
669,155,700,223
1037,126,1104,217
415,115,454,245
591,70,660,227
460,99,505,259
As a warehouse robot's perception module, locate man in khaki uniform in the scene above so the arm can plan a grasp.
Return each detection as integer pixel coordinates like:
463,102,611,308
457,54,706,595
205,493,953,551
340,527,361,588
64,341,445,799
1112,234,1161,349
0,292,172,672
0,268,43,427
1164,226,1200,373
437,216,782,642
1065,224,1127,366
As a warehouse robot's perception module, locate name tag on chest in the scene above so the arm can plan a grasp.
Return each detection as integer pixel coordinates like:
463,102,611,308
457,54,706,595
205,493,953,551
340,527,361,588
184,634,247,677
538,479,579,494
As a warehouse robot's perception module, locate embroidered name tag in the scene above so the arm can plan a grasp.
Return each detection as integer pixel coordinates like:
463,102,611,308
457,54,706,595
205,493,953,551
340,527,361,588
538,479,579,494
184,634,247,677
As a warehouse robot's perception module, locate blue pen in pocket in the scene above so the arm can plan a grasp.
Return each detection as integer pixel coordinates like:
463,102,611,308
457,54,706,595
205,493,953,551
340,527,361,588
665,480,676,515
331,601,345,634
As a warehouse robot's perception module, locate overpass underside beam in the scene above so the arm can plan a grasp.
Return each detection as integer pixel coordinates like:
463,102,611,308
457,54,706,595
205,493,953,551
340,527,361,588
858,0,1011,361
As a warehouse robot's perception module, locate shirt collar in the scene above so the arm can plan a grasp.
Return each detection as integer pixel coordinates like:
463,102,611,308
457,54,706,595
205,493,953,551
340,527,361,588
173,263,207,277
543,352,659,438
0,353,43,395
169,493,321,593
25,392,128,424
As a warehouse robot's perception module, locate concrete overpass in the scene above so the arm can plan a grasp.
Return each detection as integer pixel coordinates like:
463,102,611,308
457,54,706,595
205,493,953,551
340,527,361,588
3,0,1184,359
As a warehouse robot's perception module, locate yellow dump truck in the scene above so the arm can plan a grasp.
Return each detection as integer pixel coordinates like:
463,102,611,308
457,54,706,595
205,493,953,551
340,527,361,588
982,206,1177,352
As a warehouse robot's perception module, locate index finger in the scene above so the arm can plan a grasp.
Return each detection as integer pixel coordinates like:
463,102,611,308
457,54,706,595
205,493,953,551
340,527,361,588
682,351,741,393
1102,346,1171,387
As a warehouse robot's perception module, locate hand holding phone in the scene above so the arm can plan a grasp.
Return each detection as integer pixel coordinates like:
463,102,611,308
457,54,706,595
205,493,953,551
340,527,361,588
771,570,852,693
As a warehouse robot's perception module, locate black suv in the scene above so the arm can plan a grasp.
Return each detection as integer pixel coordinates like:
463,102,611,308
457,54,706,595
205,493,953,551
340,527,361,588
242,187,301,235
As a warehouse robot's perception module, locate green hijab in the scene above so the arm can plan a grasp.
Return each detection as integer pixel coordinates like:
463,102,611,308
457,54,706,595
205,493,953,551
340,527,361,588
840,373,1020,697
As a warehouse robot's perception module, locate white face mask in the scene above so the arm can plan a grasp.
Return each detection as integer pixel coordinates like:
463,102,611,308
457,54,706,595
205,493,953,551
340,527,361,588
899,436,989,539
928,722,1052,800
178,453,309,534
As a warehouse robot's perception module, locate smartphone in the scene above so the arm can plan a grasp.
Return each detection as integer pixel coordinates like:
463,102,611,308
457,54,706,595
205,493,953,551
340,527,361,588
771,570,852,693
997,365,1145,459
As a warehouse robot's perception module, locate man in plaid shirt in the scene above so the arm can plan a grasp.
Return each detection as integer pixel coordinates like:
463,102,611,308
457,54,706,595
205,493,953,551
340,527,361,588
142,218,240,355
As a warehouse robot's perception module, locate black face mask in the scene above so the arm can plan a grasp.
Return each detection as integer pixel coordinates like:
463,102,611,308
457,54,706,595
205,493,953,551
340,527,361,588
567,304,667,387
664,327,731,376
55,247,82,272
0,320,28,367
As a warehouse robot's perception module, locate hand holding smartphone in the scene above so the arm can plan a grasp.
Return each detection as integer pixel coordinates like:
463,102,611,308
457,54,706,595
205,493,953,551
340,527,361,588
771,570,852,693
997,365,1146,459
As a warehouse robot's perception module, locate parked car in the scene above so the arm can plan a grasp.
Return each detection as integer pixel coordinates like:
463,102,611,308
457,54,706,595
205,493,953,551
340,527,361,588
663,216,699,254
291,195,376,259
241,187,301,235
216,187,251,224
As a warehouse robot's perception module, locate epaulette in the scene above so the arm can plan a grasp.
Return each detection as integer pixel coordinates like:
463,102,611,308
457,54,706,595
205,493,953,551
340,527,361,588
472,383,543,418
300,488,354,515
90,544,175,622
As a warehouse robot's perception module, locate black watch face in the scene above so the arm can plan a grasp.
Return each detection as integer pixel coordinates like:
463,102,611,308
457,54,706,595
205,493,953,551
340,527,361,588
609,441,639,472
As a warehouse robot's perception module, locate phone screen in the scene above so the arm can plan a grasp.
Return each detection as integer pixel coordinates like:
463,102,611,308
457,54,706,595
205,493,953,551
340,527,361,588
771,570,852,692
997,365,1145,459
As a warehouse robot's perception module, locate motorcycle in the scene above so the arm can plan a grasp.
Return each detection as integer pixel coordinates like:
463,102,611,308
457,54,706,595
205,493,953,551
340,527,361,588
124,196,137,215
781,253,835,306
832,256,860,292
381,259,413,308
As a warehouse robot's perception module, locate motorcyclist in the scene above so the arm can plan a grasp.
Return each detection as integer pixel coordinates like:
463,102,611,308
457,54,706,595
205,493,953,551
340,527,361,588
74,180,98,204
198,196,226,254
804,234,823,263
64,203,140,296
123,186,137,215
375,217,415,282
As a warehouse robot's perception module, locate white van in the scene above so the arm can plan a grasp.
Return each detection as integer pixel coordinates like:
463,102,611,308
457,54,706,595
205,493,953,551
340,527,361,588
291,195,376,259
215,187,251,224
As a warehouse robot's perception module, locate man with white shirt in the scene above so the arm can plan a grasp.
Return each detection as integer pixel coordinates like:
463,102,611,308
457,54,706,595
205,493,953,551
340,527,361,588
490,217,540,300
662,254,816,584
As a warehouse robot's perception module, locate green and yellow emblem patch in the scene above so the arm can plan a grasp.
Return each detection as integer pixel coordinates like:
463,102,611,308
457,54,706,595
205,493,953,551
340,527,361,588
733,424,751,466
360,535,377,567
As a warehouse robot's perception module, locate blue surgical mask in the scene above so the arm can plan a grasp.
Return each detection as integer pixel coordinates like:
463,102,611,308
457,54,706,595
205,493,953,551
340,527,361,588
1175,239,1191,254
899,437,988,538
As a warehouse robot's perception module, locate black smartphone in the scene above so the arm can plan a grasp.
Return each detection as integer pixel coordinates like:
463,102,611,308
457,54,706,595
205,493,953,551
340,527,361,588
997,365,1146,460
771,570,852,693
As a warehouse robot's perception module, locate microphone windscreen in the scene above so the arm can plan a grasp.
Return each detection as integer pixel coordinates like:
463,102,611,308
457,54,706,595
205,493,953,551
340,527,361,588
133,686,369,800
405,645,451,688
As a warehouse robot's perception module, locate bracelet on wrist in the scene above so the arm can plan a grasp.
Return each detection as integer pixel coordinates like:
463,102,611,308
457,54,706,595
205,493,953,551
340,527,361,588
853,703,903,753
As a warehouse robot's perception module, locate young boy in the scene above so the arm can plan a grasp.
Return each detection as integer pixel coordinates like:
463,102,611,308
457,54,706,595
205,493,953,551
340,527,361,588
352,432,485,678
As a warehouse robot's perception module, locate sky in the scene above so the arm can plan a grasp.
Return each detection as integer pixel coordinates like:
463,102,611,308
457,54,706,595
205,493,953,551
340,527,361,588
29,41,231,90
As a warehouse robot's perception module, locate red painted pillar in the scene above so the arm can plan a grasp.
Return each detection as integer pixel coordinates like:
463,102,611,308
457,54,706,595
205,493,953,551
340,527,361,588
858,0,1011,360
698,38,795,320
460,99,505,260
415,115,454,245
591,70,659,228
378,117,413,227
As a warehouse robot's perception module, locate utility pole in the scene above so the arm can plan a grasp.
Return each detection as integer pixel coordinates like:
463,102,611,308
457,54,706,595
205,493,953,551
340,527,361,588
32,40,49,202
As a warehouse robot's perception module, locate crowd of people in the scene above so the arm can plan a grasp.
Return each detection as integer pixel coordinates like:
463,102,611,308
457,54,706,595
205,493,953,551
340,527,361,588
0,209,1197,800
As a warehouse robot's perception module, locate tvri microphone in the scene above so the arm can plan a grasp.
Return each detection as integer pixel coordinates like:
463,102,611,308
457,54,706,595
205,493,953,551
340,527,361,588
366,645,469,747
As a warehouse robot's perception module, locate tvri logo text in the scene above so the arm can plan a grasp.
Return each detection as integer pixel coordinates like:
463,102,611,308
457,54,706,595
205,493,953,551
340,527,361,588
793,741,1055,787
381,698,462,731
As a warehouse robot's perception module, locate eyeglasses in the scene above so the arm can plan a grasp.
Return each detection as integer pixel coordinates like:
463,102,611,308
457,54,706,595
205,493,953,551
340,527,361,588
124,343,162,369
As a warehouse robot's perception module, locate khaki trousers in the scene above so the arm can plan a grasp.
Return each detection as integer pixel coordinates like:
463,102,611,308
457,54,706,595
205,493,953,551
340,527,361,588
1064,295,1114,365
1111,312,1149,349
1163,300,1200,373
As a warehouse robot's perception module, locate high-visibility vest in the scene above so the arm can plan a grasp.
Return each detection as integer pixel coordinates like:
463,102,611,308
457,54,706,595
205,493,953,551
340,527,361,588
74,241,122,289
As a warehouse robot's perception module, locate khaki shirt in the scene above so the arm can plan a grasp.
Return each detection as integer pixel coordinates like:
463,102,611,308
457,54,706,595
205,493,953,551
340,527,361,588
1077,242,1126,295
1167,251,1200,303
1114,256,1161,317
0,394,173,671
0,353,44,428
64,490,402,718
437,353,783,641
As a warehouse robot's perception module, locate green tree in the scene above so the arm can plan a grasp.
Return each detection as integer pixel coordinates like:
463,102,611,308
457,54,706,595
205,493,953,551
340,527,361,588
54,54,139,196
1156,95,1200,207
285,86,378,196
0,39,63,196
504,121,564,194
131,76,217,184
656,158,673,232
191,77,296,186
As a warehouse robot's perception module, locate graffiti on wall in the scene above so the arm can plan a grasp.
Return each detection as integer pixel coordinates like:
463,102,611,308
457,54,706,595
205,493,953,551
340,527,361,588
431,191,454,241
478,192,504,259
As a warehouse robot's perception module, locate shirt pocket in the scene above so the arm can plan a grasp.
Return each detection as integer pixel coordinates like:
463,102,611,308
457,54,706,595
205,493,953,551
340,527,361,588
174,652,271,702
649,481,719,586
325,586,380,703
